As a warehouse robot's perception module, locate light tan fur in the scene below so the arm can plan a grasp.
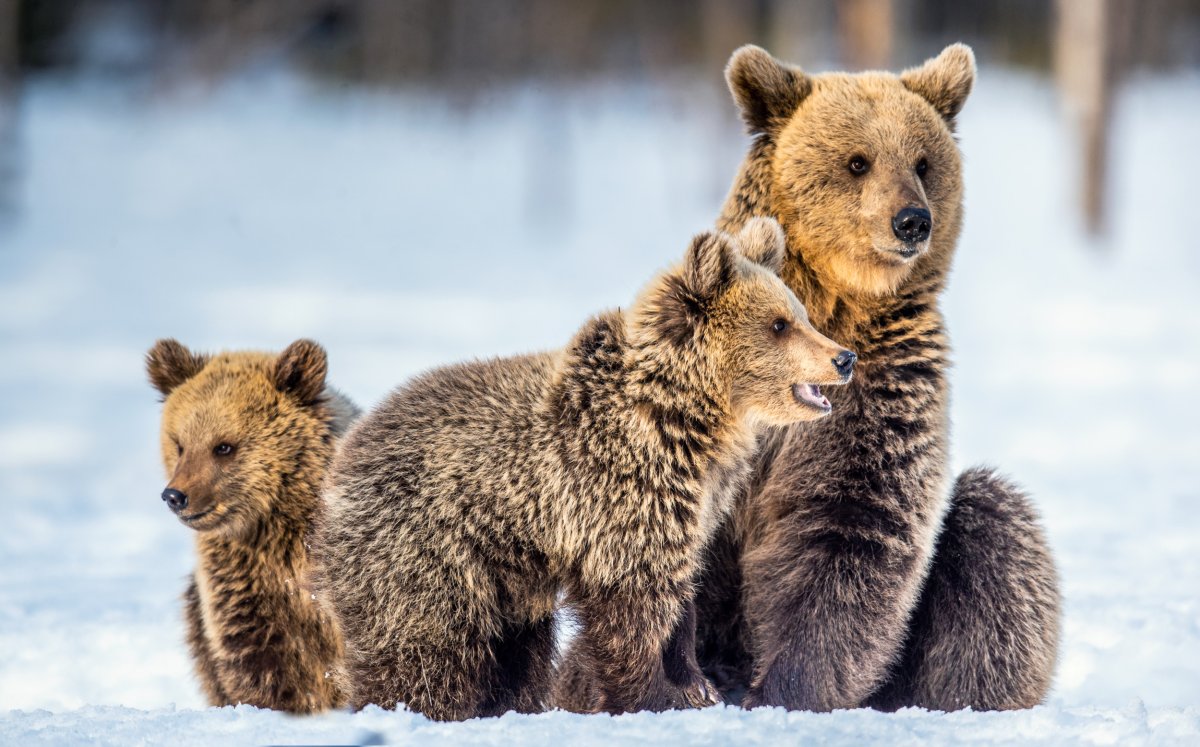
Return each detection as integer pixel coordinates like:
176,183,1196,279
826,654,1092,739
148,339,355,714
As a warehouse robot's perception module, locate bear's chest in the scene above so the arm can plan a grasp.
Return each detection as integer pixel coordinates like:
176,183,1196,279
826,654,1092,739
697,432,760,541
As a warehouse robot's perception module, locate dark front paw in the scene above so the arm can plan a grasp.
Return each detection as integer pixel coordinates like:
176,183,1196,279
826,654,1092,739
607,677,721,714
664,656,722,709
641,680,719,713
679,675,722,708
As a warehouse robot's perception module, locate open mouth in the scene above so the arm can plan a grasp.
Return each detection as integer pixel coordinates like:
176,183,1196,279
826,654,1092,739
792,383,832,412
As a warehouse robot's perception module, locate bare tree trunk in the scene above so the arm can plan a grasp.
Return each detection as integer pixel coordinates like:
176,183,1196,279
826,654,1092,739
700,0,756,72
1055,0,1125,236
0,0,14,85
0,0,18,225
837,0,893,70
765,0,836,65
360,0,438,81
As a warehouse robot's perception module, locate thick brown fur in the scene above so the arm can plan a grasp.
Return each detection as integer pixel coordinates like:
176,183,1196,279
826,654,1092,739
558,44,1061,713
314,219,855,721
148,338,358,714
716,43,1059,712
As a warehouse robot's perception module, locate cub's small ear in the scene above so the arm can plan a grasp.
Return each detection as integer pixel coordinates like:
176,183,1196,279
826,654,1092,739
684,230,737,300
901,43,976,126
146,339,209,397
737,217,786,274
725,45,812,135
274,339,328,406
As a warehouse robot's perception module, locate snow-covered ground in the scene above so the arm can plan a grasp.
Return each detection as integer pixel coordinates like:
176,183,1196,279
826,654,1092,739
0,66,1197,745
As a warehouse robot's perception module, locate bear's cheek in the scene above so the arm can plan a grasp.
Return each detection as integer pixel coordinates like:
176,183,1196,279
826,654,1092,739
779,169,870,250
930,174,961,224
921,144,962,204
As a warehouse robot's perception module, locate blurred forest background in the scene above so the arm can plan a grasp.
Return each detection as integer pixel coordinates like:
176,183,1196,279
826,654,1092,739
0,0,1199,232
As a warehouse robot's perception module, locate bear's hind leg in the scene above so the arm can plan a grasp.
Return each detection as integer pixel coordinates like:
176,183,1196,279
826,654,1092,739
337,552,500,720
346,627,495,721
866,467,1061,711
549,639,601,713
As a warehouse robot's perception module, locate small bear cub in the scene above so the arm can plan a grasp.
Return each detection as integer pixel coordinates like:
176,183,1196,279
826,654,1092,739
315,218,856,720
147,338,357,714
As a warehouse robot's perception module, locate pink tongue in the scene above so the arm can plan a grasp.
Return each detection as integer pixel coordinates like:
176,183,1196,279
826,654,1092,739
808,385,830,407
797,384,830,408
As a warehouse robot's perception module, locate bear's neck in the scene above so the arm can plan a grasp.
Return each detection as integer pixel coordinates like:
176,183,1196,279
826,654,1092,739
717,136,951,346
555,310,748,481
633,344,730,429
622,327,756,481
194,461,324,593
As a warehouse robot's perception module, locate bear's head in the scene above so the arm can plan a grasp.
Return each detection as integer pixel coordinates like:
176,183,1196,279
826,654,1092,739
726,43,975,297
146,338,345,537
636,217,856,425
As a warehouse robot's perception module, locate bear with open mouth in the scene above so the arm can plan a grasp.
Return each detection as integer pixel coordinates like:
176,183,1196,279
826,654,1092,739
313,218,856,720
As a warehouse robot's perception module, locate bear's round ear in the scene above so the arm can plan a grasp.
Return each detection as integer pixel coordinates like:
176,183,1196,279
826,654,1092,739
146,339,209,398
725,45,812,136
274,339,328,406
684,230,737,300
900,43,976,127
737,217,786,274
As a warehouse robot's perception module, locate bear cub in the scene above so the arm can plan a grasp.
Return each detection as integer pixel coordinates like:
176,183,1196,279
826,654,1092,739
315,218,856,721
147,338,357,713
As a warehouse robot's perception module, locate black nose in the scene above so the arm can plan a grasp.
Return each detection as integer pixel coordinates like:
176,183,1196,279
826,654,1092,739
892,207,932,244
161,488,188,512
833,350,857,377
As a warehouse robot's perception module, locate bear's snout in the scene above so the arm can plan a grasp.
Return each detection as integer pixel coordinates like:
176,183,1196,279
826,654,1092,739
833,350,857,378
892,207,932,244
162,487,188,513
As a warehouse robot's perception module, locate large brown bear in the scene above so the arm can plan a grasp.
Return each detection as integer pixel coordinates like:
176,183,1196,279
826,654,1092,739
313,219,857,721
556,44,1061,713
147,338,357,714
700,43,1061,712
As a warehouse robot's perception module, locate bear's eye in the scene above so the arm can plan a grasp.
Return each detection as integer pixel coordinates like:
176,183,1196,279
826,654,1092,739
916,158,929,179
174,441,183,456
213,443,235,457
771,319,789,336
848,156,870,175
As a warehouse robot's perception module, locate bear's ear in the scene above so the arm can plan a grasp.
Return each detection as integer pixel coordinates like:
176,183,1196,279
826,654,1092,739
684,230,738,300
725,45,812,136
273,339,328,406
901,43,975,126
636,235,731,349
736,217,786,274
146,339,209,397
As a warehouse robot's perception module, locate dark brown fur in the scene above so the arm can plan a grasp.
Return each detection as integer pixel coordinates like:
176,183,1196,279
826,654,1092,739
865,468,1059,711
557,44,1061,713
148,338,357,714
314,220,855,721
715,44,1059,712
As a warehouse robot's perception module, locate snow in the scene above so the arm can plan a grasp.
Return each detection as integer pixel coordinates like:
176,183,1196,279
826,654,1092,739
0,66,1197,744
5,701,1199,747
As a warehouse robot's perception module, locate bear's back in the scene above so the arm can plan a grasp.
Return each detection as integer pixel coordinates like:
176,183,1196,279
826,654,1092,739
326,351,560,522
